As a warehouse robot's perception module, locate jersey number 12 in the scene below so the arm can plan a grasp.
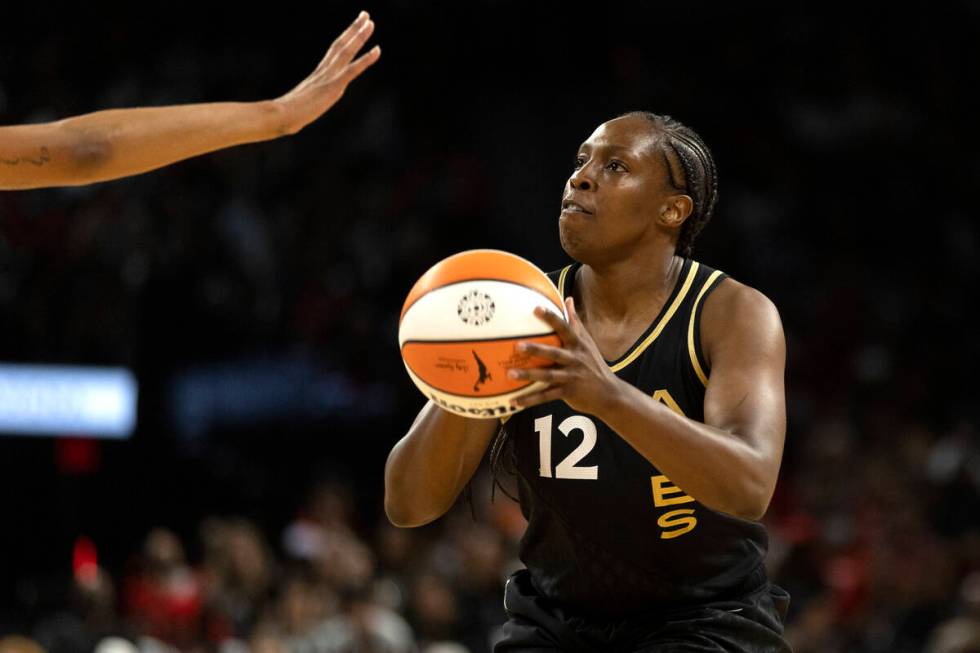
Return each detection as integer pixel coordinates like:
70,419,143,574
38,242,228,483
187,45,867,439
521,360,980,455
535,414,598,480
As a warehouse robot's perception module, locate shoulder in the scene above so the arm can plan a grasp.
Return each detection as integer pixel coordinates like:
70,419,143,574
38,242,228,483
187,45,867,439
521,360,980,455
700,277,784,369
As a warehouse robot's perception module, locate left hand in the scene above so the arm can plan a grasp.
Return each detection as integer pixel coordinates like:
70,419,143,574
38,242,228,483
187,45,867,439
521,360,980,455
508,296,623,416
274,11,381,135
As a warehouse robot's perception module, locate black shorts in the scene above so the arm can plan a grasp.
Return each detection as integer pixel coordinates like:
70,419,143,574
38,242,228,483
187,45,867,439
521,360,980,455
495,569,792,653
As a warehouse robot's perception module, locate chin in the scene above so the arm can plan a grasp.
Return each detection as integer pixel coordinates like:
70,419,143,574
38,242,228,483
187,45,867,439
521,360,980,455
559,222,588,263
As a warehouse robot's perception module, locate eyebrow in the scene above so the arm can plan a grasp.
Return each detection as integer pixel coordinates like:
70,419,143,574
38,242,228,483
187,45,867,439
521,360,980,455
578,143,638,156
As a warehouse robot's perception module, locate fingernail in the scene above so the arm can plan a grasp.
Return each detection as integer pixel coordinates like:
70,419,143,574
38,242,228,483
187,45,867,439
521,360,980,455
516,343,528,352
359,10,368,19
508,369,520,379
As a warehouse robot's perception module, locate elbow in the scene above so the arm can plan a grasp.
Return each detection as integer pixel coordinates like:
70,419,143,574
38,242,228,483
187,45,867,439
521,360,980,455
383,493,417,528
383,494,442,529
739,502,769,523
60,122,114,177
735,476,774,522
383,466,448,528
71,134,113,172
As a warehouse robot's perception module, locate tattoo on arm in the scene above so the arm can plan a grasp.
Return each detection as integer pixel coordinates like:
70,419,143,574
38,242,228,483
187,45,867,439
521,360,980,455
1,146,51,167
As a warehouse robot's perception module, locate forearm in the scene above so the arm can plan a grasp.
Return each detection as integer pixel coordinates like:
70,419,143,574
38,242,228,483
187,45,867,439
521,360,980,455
598,380,772,520
384,402,498,528
2,101,284,189
58,102,285,182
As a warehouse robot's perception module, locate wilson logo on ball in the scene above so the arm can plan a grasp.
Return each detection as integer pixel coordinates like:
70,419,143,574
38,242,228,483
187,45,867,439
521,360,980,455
457,290,495,326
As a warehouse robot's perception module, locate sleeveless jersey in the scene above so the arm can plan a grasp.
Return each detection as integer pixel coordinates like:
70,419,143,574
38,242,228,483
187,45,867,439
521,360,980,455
499,258,770,618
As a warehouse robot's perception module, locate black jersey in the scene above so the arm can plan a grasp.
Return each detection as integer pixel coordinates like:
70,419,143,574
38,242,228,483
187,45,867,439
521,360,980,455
499,258,771,619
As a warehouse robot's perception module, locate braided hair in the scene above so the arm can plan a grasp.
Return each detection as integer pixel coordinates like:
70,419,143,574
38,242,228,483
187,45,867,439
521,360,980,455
620,111,718,258
487,112,719,503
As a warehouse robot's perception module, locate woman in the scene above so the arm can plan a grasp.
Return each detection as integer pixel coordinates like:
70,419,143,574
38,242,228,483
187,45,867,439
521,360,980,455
385,111,791,652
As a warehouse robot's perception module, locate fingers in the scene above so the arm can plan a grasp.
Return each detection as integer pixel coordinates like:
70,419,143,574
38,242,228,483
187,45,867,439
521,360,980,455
512,386,564,409
331,16,376,68
508,366,571,384
328,11,371,61
339,45,381,85
533,305,577,347
515,341,575,365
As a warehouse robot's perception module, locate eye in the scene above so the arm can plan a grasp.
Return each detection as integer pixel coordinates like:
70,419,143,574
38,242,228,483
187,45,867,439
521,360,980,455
606,160,628,172
573,155,586,170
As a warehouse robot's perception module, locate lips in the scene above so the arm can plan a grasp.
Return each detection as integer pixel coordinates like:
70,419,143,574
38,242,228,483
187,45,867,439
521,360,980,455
561,199,593,214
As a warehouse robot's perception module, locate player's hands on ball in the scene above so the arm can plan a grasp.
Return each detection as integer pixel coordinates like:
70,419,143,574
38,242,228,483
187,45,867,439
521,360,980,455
508,297,623,416
273,11,381,135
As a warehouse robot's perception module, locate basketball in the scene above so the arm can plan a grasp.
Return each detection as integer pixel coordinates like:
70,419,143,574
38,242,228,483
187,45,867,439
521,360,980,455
398,249,566,419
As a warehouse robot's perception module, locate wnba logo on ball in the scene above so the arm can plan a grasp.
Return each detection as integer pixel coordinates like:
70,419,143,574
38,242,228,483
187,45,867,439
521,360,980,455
457,290,495,325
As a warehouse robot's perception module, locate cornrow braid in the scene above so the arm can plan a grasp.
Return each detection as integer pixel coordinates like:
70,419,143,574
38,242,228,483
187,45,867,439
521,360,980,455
488,422,519,503
620,111,719,258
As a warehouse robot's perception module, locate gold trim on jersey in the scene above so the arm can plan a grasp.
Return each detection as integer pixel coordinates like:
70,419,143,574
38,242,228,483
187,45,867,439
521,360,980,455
687,270,725,387
557,265,573,298
608,262,700,373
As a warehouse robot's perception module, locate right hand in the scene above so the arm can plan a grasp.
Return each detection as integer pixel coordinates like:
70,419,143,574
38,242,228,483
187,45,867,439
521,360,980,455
273,11,381,135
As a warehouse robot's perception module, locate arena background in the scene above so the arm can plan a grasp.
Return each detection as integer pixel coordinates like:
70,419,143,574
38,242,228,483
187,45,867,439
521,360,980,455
1,2,978,652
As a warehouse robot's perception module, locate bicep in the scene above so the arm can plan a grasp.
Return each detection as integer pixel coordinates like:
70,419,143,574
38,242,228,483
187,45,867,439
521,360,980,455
701,284,786,478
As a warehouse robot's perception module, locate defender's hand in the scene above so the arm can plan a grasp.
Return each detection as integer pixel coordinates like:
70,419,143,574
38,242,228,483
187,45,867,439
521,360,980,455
273,11,381,135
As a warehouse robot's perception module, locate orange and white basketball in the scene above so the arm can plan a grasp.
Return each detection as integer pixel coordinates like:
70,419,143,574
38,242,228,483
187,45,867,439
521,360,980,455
398,249,566,419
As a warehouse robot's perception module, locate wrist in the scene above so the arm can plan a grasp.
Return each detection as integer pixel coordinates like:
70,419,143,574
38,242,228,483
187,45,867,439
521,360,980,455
593,375,627,421
263,98,294,138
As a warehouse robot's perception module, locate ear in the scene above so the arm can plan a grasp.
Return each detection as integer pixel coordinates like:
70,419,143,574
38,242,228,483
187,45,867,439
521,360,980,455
657,194,694,228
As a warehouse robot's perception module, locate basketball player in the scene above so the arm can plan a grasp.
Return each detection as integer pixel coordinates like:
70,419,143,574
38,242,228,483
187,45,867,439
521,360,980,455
0,12,379,190
385,112,791,651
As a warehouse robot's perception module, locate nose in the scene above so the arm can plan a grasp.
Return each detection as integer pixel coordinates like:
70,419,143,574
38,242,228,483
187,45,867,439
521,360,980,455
570,177,592,191
569,165,594,191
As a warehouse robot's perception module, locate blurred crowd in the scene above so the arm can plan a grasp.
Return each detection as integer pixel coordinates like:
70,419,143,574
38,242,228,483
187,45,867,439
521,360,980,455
2,479,521,653
1,436,979,653
2,3,980,652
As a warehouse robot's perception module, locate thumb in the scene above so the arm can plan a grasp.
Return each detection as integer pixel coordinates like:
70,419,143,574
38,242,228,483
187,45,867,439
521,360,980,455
565,296,578,324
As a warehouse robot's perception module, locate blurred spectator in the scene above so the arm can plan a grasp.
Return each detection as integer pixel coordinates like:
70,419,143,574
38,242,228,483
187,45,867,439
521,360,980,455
33,566,129,653
122,529,202,649
199,517,276,645
0,636,45,653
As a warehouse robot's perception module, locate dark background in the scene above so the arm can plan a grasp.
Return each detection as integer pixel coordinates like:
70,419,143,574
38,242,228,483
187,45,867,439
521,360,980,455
1,2,978,652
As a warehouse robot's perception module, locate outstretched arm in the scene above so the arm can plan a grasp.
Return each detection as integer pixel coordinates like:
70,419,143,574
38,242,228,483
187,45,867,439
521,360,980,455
0,11,380,190
510,281,787,521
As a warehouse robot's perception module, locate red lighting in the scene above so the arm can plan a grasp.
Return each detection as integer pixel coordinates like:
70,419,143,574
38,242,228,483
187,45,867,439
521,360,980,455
73,535,98,585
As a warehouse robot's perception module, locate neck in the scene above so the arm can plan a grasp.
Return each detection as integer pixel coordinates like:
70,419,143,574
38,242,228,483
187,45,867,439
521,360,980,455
577,245,684,322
